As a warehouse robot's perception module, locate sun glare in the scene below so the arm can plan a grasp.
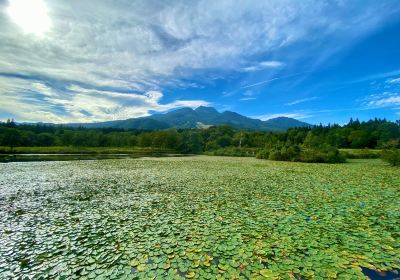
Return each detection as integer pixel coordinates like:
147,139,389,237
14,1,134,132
7,0,51,37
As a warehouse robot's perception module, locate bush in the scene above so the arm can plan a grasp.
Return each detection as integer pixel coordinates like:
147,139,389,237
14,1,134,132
268,145,300,161
268,150,284,161
325,148,347,163
341,149,381,159
381,149,400,166
257,145,346,163
206,147,258,157
300,147,346,163
257,145,301,162
256,149,270,159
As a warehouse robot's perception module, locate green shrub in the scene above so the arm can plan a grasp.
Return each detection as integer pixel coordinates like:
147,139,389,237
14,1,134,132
341,149,381,159
256,149,270,159
381,149,400,166
267,145,301,161
268,150,284,161
300,147,346,163
206,147,258,157
300,148,325,163
325,148,347,163
257,145,346,163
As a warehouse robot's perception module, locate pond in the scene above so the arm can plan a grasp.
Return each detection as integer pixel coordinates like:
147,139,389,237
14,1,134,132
0,157,399,279
0,153,185,163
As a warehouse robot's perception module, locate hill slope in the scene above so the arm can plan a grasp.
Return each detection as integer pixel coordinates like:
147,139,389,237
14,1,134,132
65,106,311,131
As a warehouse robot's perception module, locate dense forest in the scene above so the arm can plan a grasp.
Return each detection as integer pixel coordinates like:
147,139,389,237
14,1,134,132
1,118,399,163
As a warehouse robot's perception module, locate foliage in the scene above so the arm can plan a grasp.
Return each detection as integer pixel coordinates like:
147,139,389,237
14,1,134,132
204,147,257,157
299,147,346,163
68,106,310,131
0,157,399,279
257,145,346,163
0,154,144,163
341,149,381,159
381,149,400,166
0,118,399,159
0,146,173,154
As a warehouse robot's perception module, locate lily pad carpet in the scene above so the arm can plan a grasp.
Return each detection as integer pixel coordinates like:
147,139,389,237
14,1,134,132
0,156,399,279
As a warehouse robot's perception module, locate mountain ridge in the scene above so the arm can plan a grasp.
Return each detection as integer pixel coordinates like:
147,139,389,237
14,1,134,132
62,106,310,131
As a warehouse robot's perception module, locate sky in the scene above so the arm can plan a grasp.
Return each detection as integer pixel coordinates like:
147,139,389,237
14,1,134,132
1,0,400,125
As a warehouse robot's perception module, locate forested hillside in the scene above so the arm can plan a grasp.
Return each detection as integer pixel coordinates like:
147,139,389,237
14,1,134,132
62,106,310,131
1,118,399,154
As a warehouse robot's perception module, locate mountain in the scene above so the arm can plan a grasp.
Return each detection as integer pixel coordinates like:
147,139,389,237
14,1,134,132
264,117,311,131
65,106,311,131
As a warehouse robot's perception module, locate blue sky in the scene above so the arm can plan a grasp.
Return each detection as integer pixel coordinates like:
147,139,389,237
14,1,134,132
0,0,400,124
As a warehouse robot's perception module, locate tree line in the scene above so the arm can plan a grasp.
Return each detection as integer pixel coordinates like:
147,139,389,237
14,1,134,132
0,118,399,163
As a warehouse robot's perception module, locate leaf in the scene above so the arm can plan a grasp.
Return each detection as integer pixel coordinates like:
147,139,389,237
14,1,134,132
137,264,146,272
260,269,274,278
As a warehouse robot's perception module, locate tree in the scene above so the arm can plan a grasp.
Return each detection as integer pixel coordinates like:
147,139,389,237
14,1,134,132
303,132,322,148
38,133,55,146
180,131,204,153
381,149,400,166
137,133,152,147
216,135,232,148
0,118,398,156
2,128,21,149
5,119,16,128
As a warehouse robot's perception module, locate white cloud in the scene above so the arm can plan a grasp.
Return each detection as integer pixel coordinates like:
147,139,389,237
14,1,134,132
0,77,209,123
285,96,319,106
363,92,400,108
240,77,281,89
240,97,256,101
253,112,312,121
242,90,255,96
241,60,285,72
370,96,400,107
1,0,396,89
238,90,258,100
31,82,57,96
387,77,400,84
240,71,311,89
351,69,400,84
260,61,285,68
0,0,399,121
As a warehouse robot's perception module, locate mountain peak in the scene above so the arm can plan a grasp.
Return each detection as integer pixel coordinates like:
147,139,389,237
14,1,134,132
195,106,219,114
268,116,292,120
64,107,310,131
264,116,311,130
171,107,195,113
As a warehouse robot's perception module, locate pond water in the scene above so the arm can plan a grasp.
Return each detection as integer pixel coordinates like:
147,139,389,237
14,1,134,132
0,157,399,279
362,268,400,280
0,153,184,163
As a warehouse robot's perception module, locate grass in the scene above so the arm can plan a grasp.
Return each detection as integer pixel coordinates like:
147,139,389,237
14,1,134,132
0,146,384,160
0,146,174,154
0,146,182,163
340,148,382,159
0,157,399,279
204,147,259,157
0,154,143,163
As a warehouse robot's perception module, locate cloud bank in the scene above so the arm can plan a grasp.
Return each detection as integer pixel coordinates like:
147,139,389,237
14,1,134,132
0,77,209,122
0,0,399,122
364,92,400,108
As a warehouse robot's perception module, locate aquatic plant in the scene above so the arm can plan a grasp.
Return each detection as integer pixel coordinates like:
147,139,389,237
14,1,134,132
0,157,399,279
